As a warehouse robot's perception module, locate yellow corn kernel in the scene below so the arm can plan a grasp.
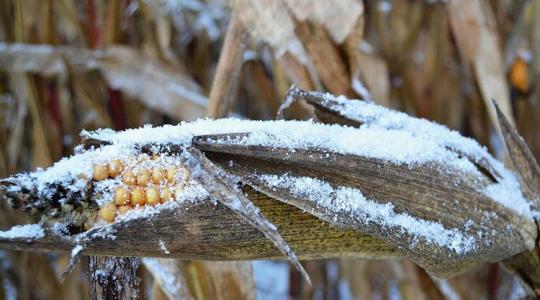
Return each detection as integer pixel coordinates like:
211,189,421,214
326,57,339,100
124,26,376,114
161,187,174,203
108,159,124,177
93,164,109,181
130,187,146,206
152,168,166,184
114,187,131,206
122,170,137,185
99,203,116,223
118,204,133,215
146,187,161,206
137,169,151,186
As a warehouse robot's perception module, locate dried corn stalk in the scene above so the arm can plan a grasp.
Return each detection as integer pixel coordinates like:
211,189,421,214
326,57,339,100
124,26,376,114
0,89,537,289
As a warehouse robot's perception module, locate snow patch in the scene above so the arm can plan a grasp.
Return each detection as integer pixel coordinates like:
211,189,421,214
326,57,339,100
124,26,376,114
159,240,170,254
308,91,536,218
0,224,45,240
259,173,477,254
71,245,84,258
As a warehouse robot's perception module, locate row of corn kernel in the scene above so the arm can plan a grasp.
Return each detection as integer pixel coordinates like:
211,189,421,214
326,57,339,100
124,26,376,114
93,159,186,185
99,184,182,223
93,158,189,223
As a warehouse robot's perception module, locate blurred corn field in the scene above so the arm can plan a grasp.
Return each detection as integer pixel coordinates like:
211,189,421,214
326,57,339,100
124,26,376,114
0,0,539,299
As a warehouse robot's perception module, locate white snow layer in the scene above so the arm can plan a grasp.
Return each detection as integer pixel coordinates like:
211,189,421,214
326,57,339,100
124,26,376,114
259,173,476,254
0,224,45,240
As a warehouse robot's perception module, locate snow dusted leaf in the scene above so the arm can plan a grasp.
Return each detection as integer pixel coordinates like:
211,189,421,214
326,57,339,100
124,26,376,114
183,147,310,283
0,94,536,278
194,90,537,276
491,100,540,295
281,87,505,180
493,100,540,202
192,134,535,277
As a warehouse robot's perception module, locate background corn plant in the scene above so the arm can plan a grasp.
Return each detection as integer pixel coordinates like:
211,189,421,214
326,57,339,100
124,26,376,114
0,0,539,299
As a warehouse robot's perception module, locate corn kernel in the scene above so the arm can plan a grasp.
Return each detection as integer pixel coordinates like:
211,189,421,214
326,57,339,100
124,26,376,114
137,169,151,186
161,187,174,203
99,203,116,223
122,170,137,185
108,159,124,177
93,164,109,181
166,168,177,183
152,168,166,184
115,187,131,205
146,187,161,206
130,187,146,206
118,204,133,215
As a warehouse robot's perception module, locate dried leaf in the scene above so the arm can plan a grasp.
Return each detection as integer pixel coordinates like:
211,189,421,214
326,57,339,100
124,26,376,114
192,134,535,277
0,43,207,121
492,99,540,295
185,261,256,300
206,13,246,118
183,148,309,283
493,100,540,202
447,0,514,127
143,258,195,300
233,0,362,63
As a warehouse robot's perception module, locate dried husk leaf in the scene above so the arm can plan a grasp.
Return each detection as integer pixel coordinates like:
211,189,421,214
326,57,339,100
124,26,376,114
0,186,398,260
191,134,536,277
0,90,535,282
493,101,540,203
492,100,540,295
183,147,310,282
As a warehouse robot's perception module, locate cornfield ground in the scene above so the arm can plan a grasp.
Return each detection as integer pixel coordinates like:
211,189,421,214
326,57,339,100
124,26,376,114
0,0,539,299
